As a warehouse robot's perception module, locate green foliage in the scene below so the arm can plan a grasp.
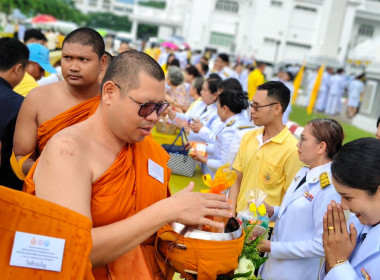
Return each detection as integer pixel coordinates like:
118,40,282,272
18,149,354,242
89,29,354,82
240,225,269,269
0,0,87,24
86,12,131,32
138,1,166,9
137,23,158,40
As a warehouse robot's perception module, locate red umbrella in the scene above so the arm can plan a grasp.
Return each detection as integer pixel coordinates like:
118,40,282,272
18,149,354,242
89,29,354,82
32,14,57,23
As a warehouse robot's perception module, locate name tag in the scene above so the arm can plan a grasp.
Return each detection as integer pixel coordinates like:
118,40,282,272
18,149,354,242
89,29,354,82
148,159,164,183
10,231,65,272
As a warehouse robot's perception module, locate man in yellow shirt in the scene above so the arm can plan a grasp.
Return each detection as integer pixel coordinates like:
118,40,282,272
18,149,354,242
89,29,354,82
247,61,266,100
229,81,302,215
14,43,57,97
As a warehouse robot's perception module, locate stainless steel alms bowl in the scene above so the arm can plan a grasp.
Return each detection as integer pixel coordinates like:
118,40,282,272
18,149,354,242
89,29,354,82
170,217,243,241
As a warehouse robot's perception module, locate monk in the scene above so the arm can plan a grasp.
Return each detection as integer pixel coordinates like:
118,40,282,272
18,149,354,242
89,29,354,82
24,50,232,279
12,27,107,180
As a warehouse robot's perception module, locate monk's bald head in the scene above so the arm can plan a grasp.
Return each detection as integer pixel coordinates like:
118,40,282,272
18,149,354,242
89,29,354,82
101,50,165,95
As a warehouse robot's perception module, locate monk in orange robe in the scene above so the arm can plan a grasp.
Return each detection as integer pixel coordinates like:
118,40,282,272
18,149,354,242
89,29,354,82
24,51,232,279
12,27,107,182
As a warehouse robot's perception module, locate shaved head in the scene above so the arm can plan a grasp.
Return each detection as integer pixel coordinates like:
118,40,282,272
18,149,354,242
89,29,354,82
101,50,165,94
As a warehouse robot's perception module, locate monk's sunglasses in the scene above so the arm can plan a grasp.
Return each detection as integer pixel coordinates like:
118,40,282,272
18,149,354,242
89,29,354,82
115,83,169,117
249,101,279,111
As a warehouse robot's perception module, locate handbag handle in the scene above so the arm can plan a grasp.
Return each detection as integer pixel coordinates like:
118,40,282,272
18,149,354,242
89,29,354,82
167,127,188,152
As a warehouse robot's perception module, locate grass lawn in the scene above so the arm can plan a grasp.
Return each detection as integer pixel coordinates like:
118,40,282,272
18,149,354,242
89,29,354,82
289,105,374,143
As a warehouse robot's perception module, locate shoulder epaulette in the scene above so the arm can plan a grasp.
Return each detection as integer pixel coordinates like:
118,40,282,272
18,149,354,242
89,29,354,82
237,125,255,130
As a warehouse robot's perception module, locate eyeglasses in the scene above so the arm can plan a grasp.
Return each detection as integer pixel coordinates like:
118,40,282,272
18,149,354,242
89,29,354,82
249,102,279,112
114,83,169,117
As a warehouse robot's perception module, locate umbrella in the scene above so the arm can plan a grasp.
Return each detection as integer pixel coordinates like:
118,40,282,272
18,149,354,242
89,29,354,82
32,14,57,23
161,41,178,50
181,42,191,50
11,9,26,20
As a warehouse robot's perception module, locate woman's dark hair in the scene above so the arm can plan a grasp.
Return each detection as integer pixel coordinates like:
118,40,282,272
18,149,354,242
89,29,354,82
206,75,222,94
331,137,380,196
199,62,209,74
168,58,180,67
218,89,249,114
185,65,201,78
307,118,344,159
218,78,242,92
166,53,174,65
192,77,204,96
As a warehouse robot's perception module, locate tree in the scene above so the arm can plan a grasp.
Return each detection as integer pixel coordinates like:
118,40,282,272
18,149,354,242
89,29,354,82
86,12,131,32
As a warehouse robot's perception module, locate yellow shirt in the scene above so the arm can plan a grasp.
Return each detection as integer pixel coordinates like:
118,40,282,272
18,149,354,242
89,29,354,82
14,72,39,97
247,69,265,100
233,126,302,212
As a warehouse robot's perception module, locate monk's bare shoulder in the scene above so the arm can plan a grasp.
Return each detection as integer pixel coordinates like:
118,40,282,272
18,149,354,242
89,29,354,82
44,125,88,160
26,81,66,104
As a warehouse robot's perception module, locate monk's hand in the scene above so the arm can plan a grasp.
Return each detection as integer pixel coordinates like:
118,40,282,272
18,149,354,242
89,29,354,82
322,200,356,273
170,182,233,230
190,119,203,133
257,239,271,253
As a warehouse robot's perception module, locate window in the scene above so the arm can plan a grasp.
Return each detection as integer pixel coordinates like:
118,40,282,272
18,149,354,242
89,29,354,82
358,24,374,37
89,0,98,7
215,0,239,13
286,41,311,49
271,0,283,7
294,5,317,12
209,32,234,47
264,37,279,44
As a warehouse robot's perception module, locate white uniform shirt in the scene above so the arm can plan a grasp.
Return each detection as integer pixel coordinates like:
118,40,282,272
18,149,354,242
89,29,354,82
329,74,346,96
259,162,341,280
206,114,251,172
319,214,380,280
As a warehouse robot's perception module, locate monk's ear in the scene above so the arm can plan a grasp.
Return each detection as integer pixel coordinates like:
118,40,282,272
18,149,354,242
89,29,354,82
100,54,107,72
102,81,116,105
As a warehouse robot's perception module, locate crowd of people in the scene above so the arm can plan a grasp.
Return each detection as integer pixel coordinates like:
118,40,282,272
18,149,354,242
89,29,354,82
0,27,379,280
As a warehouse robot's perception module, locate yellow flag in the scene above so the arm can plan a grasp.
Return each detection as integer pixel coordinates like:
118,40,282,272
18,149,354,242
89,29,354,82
307,64,325,115
291,61,306,105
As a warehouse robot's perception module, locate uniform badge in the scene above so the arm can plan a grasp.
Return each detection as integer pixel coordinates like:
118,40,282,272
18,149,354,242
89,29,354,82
294,176,300,182
304,191,314,201
263,171,272,184
320,172,331,189
226,119,235,127
361,268,370,280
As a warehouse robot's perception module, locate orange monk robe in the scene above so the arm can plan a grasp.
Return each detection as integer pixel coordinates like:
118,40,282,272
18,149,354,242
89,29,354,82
37,95,101,153
0,185,93,279
11,95,101,180
25,136,171,280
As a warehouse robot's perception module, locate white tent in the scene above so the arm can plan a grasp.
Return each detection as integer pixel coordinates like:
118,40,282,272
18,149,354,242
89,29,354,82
348,37,380,65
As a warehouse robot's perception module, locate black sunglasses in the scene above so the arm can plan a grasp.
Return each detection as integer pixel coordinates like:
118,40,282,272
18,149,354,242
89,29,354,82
115,83,169,117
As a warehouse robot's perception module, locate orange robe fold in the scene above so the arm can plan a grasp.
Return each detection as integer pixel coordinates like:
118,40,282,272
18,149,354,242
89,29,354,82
0,185,93,279
11,95,100,181
25,135,171,280
37,95,100,153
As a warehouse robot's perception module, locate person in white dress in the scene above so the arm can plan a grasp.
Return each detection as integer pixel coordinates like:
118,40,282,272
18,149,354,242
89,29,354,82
320,137,380,280
191,89,251,174
258,118,344,280
347,74,364,118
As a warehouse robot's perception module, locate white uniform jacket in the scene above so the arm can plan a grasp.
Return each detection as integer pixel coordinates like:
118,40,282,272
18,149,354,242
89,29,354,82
319,214,380,280
206,114,251,172
259,162,341,280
